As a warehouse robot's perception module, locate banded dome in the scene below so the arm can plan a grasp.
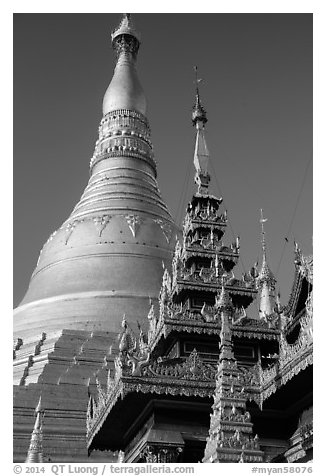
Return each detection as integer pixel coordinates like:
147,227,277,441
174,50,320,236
14,14,179,345
13,14,175,463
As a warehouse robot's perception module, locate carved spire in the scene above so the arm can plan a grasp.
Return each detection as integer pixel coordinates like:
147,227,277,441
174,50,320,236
216,283,233,312
294,239,303,266
203,284,263,463
192,66,207,125
25,396,44,463
217,284,235,364
118,315,137,353
258,209,275,282
257,209,276,319
192,67,211,195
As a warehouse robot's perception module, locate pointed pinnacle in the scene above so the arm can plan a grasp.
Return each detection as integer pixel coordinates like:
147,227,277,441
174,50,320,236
192,66,207,125
216,284,233,311
121,314,127,329
257,209,276,284
35,395,42,414
111,13,141,43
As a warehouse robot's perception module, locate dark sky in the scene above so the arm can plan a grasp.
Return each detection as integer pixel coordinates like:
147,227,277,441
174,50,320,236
13,13,312,309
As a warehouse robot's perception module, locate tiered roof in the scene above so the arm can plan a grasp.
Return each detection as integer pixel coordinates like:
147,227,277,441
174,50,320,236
85,72,312,462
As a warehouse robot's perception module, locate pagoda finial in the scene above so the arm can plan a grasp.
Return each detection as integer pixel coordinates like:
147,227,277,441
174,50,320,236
257,210,276,319
111,13,141,44
258,209,275,283
25,396,44,463
192,66,207,125
102,13,146,117
192,67,210,195
110,13,141,64
260,209,267,258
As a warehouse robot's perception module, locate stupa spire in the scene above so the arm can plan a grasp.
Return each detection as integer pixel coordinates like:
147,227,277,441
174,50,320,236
192,67,211,195
102,13,146,117
15,13,177,361
257,209,276,319
25,396,44,463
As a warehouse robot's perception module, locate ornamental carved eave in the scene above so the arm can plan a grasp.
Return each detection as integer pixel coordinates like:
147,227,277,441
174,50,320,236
183,243,239,260
185,219,227,230
148,304,280,352
183,248,229,260
184,207,226,225
86,372,217,447
284,307,306,335
300,255,313,283
152,319,280,344
173,280,257,298
283,255,313,318
87,337,312,449
260,345,313,403
87,282,313,450
283,270,304,317
258,316,313,403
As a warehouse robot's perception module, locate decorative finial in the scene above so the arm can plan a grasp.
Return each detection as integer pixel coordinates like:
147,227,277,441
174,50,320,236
294,239,303,266
217,283,234,363
25,396,44,463
258,209,275,284
121,313,127,329
257,210,276,319
216,278,233,311
192,66,207,125
111,13,140,58
35,396,42,413
260,209,268,258
214,254,219,277
192,67,210,195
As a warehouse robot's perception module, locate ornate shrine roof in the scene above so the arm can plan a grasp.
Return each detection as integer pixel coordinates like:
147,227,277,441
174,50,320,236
86,304,312,450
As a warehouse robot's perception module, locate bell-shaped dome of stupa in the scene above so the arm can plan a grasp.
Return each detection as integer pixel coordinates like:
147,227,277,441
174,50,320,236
13,14,178,463
14,13,179,357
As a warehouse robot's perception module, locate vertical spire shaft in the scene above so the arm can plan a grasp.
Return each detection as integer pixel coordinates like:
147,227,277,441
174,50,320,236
203,284,263,463
192,67,211,194
216,284,234,362
257,210,276,319
260,209,267,259
192,66,207,125
102,13,146,118
25,396,44,463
